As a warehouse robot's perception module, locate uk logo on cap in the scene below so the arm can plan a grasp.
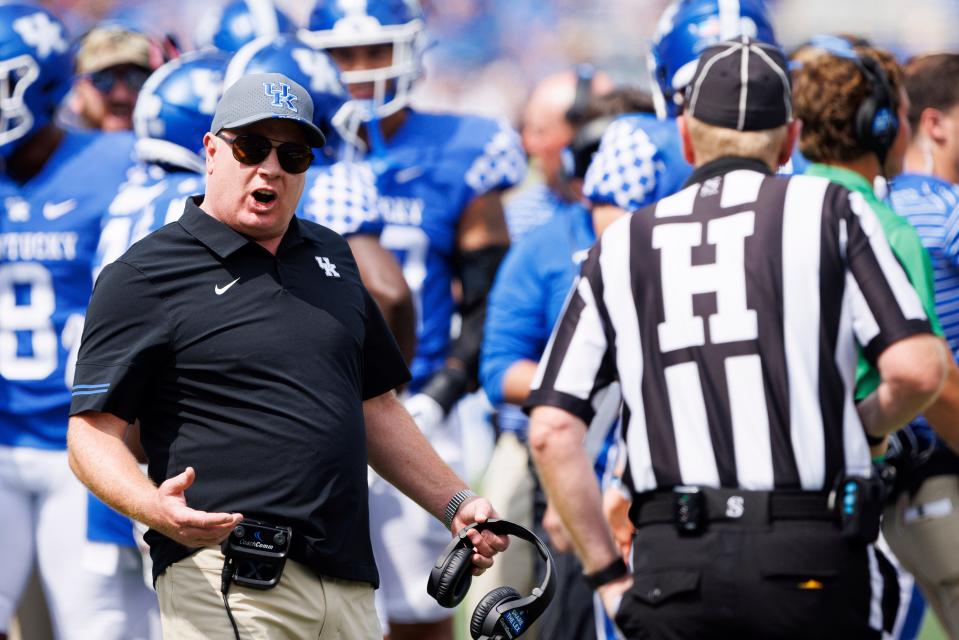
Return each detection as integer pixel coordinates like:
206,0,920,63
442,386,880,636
264,82,298,113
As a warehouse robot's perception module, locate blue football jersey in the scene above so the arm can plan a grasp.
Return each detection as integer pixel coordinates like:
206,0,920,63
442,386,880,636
582,113,691,212
0,129,136,449
96,163,204,278
361,111,526,387
296,160,384,237
891,173,959,357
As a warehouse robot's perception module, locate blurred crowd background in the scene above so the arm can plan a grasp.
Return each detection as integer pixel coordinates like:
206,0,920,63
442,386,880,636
38,0,959,126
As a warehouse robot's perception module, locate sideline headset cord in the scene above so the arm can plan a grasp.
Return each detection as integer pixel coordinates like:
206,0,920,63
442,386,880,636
220,558,242,640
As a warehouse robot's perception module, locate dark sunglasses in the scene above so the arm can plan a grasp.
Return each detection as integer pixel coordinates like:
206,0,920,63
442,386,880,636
89,66,151,93
216,132,314,174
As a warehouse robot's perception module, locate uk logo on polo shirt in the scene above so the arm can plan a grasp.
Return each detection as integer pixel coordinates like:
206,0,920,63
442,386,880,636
316,256,339,277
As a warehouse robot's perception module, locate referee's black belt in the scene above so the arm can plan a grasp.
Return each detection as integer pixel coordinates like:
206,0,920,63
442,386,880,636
630,487,835,529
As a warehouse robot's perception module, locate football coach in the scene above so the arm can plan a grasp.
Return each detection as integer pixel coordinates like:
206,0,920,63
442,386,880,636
66,73,506,639
527,38,948,639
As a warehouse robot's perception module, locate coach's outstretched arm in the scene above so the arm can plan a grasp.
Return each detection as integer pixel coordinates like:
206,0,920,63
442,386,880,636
857,334,949,437
68,411,243,547
363,390,510,573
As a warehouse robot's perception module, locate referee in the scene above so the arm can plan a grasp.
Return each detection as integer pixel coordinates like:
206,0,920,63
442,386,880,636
527,38,948,639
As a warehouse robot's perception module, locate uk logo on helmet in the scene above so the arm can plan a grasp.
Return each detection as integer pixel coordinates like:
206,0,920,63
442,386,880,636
264,82,298,113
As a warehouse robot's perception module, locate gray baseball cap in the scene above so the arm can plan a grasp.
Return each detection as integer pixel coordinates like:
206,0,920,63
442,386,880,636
211,72,326,147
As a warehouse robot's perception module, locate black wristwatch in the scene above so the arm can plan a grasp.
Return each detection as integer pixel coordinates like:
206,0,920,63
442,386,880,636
583,558,629,590
865,432,885,447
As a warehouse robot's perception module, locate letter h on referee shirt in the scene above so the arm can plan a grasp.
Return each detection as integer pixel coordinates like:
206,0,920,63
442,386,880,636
652,212,758,351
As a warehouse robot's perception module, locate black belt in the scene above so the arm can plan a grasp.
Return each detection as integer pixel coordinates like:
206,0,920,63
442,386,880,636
630,487,835,530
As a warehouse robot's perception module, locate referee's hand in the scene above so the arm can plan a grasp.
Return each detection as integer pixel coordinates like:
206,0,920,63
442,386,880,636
452,497,510,576
150,467,243,548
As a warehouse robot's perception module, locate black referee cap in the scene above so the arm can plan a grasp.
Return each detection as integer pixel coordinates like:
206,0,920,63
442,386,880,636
685,37,792,131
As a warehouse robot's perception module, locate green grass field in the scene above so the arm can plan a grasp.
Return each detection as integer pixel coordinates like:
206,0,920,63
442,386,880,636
919,611,948,640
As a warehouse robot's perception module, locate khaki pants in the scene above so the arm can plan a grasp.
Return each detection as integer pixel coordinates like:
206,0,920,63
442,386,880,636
156,547,380,639
882,474,959,639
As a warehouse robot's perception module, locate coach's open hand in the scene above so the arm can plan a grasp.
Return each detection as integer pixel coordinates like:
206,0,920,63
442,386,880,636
451,496,511,576
150,466,243,548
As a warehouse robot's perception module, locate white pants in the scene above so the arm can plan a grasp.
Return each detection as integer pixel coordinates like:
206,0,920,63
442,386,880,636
0,445,157,639
369,404,469,626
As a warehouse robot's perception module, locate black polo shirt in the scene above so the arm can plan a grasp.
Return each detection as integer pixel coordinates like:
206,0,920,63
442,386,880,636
70,197,410,585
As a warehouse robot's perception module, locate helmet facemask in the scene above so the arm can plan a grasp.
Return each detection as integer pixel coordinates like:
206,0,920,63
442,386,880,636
0,54,39,154
302,18,427,122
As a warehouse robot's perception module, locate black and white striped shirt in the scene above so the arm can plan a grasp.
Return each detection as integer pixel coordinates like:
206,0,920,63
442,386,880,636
528,157,932,494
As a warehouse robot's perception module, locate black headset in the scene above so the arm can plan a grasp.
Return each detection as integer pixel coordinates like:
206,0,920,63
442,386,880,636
427,519,555,640
565,63,595,125
802,36,899,165
851,54,899,166
563,115,616,180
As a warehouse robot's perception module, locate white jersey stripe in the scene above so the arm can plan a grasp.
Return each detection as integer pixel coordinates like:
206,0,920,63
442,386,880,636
720,169,765,209
552,277,609,400
867,545,885,632
849,276,882,349
726,354,774,489
838,282,872,477
600,217,656,492
666,361,720,487
655,183,698,218
782,176,827,489
849,192,927,321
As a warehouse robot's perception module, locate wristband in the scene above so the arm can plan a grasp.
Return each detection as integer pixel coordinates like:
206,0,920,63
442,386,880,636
865,433,885,447
584,557,629,590
443,489,477,531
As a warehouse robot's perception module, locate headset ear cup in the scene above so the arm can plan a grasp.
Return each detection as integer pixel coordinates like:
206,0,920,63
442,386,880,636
855,96,877,150
470,586,522,640
431,546,473,608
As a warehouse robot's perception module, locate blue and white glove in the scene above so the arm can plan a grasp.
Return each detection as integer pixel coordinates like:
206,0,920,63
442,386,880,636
404,392,445,439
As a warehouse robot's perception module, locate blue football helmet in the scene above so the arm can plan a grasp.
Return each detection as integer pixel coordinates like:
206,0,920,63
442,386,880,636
224,35,350,154
0,3,71,159
649,0,776,119
193,0,295,53
133,49,231,172
301,0,428,120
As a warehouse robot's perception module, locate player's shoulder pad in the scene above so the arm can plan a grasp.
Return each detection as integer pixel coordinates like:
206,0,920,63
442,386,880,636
433,113,526,195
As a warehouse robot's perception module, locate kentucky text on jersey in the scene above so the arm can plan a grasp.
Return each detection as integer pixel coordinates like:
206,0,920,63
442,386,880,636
0,232,78,260
0,129,136,450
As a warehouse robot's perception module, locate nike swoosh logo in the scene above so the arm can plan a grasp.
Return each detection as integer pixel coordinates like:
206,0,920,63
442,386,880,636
214,277,240,295
394,166,424,184
43,199,77,220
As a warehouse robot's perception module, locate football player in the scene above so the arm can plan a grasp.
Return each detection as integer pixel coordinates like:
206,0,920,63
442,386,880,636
97,49,232,276
303,2,526,638
225,34,415,360
582,0,777,226
193,0,296,53
0,5,139,639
